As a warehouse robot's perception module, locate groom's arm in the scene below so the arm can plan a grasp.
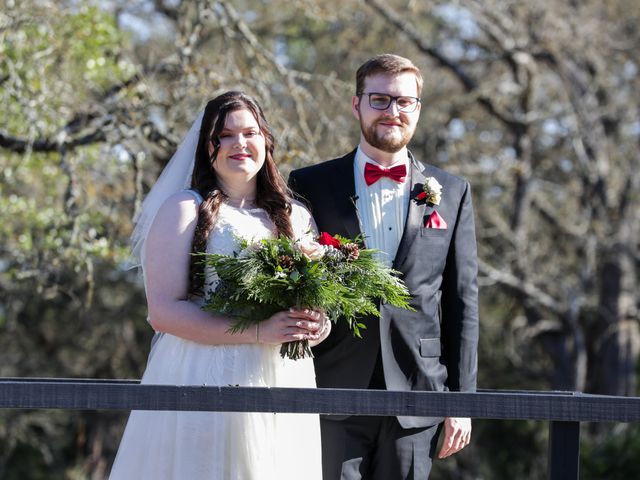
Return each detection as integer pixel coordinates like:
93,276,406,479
438,180,479,458
441,180,479,393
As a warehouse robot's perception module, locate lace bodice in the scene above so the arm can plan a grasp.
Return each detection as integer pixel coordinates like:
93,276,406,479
202,200,316,298
207,200,315,255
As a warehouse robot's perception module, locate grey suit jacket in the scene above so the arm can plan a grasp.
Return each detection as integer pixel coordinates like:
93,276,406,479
288,150,479,428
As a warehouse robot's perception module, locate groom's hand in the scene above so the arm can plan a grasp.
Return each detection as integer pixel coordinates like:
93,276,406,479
437,417,471,459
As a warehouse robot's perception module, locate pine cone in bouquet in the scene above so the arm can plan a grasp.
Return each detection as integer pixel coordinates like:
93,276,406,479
278,254,295,271
340,242,360,262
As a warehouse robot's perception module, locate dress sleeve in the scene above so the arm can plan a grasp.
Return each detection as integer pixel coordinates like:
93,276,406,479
290,199,318,241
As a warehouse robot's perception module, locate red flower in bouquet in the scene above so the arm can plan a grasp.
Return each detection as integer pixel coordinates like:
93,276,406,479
318,231,341,248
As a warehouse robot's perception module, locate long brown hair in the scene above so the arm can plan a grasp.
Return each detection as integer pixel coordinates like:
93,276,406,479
189,91,293,294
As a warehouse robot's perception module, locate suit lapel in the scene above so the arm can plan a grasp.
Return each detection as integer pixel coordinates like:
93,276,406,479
329,150,362,240
393,153,428,270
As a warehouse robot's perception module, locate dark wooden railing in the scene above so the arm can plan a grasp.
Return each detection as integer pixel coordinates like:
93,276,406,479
2,378,640,479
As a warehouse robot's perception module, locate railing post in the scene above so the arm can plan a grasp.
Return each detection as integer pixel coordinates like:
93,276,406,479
548,421,580,480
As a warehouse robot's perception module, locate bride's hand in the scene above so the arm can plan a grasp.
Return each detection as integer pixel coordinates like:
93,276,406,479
296,308,331,346
257,309,323,345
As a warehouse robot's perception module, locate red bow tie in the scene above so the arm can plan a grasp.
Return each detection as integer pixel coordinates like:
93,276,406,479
363,162,407,186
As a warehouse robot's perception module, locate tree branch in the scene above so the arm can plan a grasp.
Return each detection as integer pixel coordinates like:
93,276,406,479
364,0,527,131
478,258,565,315
153,0,180,21
530,196,589,240
0,129,107,154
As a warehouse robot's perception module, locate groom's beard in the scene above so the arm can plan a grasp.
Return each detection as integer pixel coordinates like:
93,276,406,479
360,117,415,153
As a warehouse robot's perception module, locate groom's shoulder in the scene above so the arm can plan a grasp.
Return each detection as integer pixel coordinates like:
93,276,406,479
290,150,356,179
417,158,470,190
430,164,466,184
415,159,472,202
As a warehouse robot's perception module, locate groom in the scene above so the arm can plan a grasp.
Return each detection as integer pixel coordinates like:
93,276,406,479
289,54,479,479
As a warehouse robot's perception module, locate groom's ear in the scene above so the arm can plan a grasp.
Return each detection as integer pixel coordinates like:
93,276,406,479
352,95,361,120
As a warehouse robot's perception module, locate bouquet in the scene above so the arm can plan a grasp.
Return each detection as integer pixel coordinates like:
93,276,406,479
198,232,414,360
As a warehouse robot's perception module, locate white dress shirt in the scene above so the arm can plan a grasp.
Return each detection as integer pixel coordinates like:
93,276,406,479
353,147,411,267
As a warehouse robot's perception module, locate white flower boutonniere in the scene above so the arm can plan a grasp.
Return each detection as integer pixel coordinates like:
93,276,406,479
415,177,443,205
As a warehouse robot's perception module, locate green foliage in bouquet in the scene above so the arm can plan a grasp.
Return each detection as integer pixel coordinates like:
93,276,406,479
196,232,414,359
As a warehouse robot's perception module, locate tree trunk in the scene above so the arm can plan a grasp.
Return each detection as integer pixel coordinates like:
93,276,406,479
594,249,639,396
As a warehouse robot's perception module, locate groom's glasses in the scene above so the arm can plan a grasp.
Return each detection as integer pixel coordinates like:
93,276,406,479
358,92,421,113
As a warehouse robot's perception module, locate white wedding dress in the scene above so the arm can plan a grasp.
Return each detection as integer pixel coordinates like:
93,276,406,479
109,200,322,480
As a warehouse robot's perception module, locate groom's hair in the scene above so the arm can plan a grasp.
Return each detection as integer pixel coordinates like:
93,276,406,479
355,54,423,97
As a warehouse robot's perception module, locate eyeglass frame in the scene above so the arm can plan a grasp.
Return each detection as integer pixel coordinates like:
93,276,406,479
357,92,421,113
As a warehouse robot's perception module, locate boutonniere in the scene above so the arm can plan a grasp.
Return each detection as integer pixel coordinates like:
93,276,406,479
415,176,442,205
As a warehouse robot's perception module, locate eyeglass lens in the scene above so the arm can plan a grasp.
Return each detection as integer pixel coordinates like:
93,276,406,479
368,93,419,112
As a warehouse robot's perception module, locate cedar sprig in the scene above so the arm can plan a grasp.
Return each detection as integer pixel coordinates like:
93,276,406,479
196,233,414,360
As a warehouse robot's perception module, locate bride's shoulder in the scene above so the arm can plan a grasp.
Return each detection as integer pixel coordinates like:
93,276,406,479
162,190,203,208
152,190,202,226
178,189,204,205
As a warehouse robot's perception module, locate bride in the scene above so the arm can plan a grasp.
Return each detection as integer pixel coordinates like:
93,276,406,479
109,91,329,479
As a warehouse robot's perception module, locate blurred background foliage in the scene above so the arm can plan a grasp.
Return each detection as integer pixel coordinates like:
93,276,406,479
1,0,639,478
